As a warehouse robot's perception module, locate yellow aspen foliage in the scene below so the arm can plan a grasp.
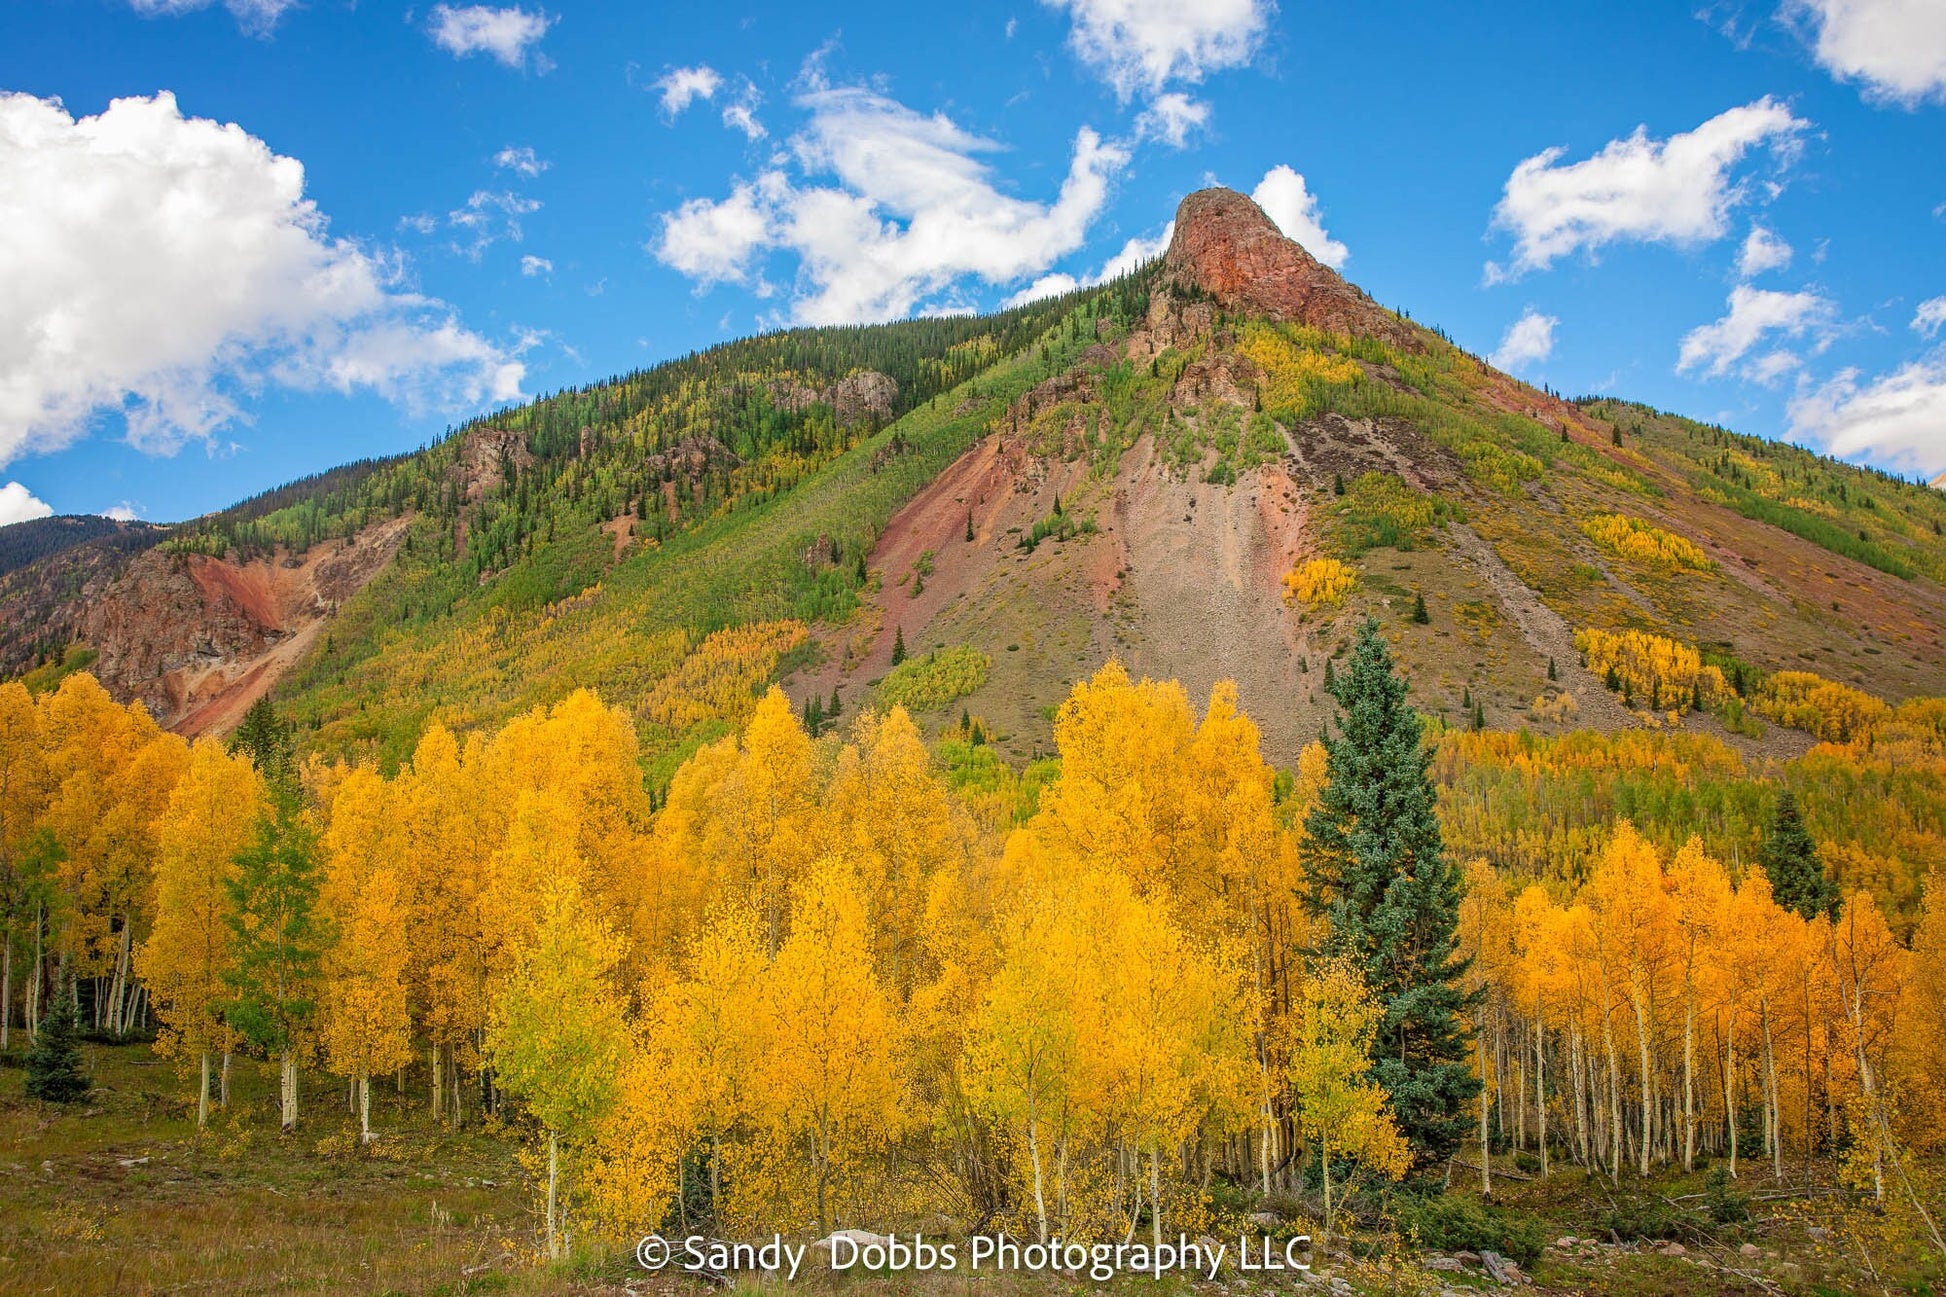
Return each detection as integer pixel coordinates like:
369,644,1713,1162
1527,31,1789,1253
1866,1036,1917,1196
640,621,809,731
319,766,413,1142
138,738,265,1127
1753,671,1892,742
825,706,975,997
1236,322,1362,420
1579,513,1714,571
488,872,632,1258
1281,556,1357,609
1288,956,1409,1238
1575,627,1731,712
755,855,903,1229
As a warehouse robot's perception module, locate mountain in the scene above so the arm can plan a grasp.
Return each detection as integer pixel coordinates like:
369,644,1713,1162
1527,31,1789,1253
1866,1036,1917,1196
7,187,1946,774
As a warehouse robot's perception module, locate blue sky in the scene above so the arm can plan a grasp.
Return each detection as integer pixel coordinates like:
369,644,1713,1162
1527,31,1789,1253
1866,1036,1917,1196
2,0,1943,525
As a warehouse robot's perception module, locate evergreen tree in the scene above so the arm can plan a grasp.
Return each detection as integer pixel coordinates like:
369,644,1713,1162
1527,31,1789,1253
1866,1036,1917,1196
1547,656,1557,682
25,977,88,1103
222,790,324,1132
1411,592,1429,624
1757,791,1838,919
1333,473,1346,497
891,626,907,666
1302,619,1479,1179
826,687,841,721
965,513,974,542
230,696,296,790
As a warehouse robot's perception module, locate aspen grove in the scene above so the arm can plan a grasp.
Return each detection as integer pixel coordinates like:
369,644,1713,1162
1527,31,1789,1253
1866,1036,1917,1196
3,653,1945,1259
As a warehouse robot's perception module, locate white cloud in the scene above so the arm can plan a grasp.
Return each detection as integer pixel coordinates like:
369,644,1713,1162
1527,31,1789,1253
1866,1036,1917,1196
657,66,722,117
1043,0,1273,100
0,91,523,464
492,145,548,178
1737,224,1794,278
654,83,1127,324
1002,221,1174,307
428,5,551,69
1489,98,1808,277
1789,357,1946,475
1782,0,1946,106
101,502,141,522
448,188,541,258
1489,309,1557,372
1914,295,1946,337
721,79,767,141
1250,164,1349,269
520,254,553,277
128,0,301,34
1134,92,1210,148
0,482,53,527
1676,284,1836,380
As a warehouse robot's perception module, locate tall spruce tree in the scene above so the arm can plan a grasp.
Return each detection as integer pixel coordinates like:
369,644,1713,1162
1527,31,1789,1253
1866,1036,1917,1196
1757,791,1838,919
1302,618,1479,1179
25,976,88,1103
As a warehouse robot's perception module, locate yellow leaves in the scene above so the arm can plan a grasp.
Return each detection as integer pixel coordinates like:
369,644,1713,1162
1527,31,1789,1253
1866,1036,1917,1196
139,739,266,1061
640,621,808,732
1575,627,1731,713
1237,322,1361,420
1288,956,1410,1201
320,766,412,1084
1282,556,1358,609
875,644,991,712
1753,671,1891,743
1579,513,1714,572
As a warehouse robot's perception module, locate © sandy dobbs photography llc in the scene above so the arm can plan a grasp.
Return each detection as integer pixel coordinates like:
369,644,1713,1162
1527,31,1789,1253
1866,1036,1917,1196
3,0,1946,1293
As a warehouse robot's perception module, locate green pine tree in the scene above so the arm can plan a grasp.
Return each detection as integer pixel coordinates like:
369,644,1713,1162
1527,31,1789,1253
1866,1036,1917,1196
1302,619,1479,1179
1472,700,1484,731
965,513,974,542
1411,592,1429,624
826,687,841,721
1333,473,1346,497
1757,791,1838,919
230,696,296,791
1322,658,1336,691
891,626,907,666
1547,656,1557,682
25,978,89,1104
221,791,324,1132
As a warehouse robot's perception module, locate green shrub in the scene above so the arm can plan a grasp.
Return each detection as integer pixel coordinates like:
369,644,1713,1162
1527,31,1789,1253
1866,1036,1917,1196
1394,1195,1545,1267
1602,1194,1683,1242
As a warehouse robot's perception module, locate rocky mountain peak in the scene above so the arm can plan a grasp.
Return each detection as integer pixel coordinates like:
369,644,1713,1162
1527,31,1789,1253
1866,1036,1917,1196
1161,187,1417,348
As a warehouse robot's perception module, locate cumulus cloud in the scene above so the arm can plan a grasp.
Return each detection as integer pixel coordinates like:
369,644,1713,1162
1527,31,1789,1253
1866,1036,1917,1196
1676,284,1836,381
519,254,553,277
1781,0,1946,106
492,145,548,177
1737,224,1794,278
1488,98,1808,278
1251,164,1349,269
1914,295,1946,337
0,482,54,528
1134,92,1210,148
0,91,523,465
654,83,1127,324
1002,221,1174,307
101,502,141,522
1043,0,1273,100
428,5,552,69
127,0,301,35
1489,309,1558,372
1790,357,1946,476
657,66,722,117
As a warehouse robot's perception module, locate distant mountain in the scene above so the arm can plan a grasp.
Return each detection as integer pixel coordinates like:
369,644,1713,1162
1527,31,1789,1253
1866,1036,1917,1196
0,514,163,579
7,187,1946,774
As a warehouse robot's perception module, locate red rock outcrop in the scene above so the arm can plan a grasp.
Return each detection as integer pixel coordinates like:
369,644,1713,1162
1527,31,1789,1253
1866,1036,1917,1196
1160,188,1418,349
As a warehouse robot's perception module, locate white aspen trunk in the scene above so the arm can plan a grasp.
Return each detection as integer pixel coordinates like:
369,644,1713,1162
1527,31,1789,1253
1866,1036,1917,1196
1150,1149,1162,1252
1725,1017,1739,1179
430,1044,442,1121
197,1052,211,1130
1534,1003,1549,1177
1683,995,1696,1172
1477,1030,1492,1195
108,921,131,1036
28,903,42,1038
1,936,10,1051
1321,1130,1334,1240
359,1073,372,1143
280,1048,298,1133
1602,1010,1624,1181
547,1130,560,1259
1632,987,1653,1177
220,1051,231,1109
1760,1004,1782,1182
1029,1112,1048,1242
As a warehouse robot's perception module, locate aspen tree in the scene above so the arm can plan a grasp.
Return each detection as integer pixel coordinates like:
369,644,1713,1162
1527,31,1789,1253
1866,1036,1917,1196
320,768,412,1143
139,740,264,1127
1289,956,1409,1239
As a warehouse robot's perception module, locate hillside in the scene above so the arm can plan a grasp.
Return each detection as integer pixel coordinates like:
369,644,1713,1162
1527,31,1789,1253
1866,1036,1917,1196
7,187,1946,775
